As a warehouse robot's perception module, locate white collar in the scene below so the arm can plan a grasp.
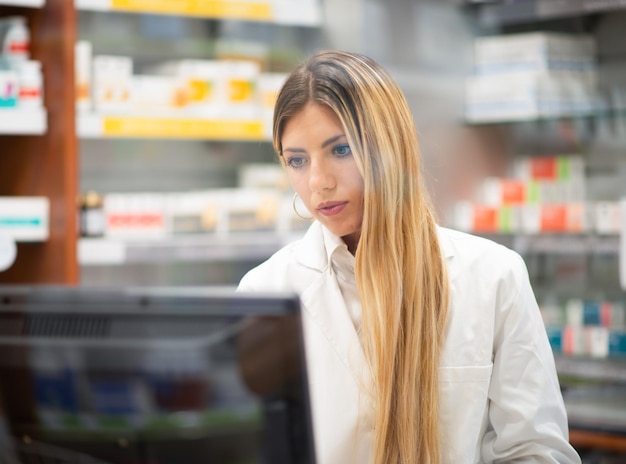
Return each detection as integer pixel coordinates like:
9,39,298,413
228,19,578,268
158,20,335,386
321,224,351,266
294,222,455,272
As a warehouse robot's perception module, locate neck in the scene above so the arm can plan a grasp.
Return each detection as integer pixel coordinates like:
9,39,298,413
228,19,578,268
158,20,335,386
342,234,359,256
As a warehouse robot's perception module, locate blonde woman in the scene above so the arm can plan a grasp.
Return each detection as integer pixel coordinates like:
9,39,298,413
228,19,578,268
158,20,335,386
238,50,580,464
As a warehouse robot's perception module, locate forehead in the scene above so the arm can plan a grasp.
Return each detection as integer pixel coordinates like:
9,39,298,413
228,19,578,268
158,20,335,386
282,103,343,138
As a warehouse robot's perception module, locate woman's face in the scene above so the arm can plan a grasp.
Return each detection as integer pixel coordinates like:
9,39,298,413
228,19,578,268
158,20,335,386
281,102,364,253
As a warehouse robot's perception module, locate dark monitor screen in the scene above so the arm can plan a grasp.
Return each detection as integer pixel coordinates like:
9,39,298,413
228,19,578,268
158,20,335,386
0,286,316,464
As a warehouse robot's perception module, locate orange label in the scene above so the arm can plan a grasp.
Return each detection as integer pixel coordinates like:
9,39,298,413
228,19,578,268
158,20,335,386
19,88,41,98
472,205,498,232
8,41,29,53
76,83,90,100
566,203,585,233
562,326,574,355
540,204,567,232
601,302,612,328
500,180,525,205
530,157,557,180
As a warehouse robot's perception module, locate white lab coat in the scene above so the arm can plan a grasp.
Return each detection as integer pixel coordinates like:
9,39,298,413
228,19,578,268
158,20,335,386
238,221,581,464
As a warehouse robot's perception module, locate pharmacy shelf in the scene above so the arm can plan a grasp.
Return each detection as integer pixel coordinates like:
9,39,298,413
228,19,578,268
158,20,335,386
78,232,304,265
0,109,47,135
463,104,626,126
78,232,620,265
569,429,626,453
469,0,626,26
556,355,626,383
480,233,619,255
0,0,44,6
559,359,626,435
465,110,599,126
77,113,269,141
75,0,321,26
11,411,261,441
564,383,626,434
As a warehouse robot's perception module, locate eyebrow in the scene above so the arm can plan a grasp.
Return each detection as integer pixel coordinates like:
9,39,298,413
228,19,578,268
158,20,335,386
283,134,345,154
321,134,345,148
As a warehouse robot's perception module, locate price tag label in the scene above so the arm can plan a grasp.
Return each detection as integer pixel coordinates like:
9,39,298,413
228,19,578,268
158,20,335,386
102,116,266,140
110,0,273,20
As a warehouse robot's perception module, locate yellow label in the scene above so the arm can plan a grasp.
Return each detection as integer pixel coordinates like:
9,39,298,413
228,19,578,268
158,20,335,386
229,79,254,103
110,0,273,20
102,116,266,140
188,79,212,102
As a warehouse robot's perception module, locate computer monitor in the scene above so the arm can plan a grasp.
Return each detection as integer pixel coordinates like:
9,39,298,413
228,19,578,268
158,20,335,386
0,285,316,464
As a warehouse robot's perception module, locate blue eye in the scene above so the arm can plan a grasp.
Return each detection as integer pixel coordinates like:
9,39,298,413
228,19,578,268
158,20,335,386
286,156,306,169
333,144,352,157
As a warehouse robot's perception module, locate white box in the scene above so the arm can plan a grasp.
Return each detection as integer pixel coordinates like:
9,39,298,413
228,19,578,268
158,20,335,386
0,196,49,241
258,72,288,138
129,75,180,114
595,201,621,234
238,163,289,190
585,326,609,358
222,60,261,119
166,190,221,235
520,204,541,234
169,59,230,117
75,41,92,112
474,32,596,75
92,55,133,113
104,193,166,239
219,188,280,235
466,70,596,122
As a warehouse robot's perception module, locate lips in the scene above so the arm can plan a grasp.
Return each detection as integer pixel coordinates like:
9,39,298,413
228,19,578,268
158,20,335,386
316,201,348,217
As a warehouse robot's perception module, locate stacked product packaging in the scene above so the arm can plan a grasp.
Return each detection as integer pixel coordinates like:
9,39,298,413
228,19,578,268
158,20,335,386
0,16,44,110
0,16,47,242
450,154,621,235
466,32,598,122
75,41,287,136
79,164,311,240
541,298,626,359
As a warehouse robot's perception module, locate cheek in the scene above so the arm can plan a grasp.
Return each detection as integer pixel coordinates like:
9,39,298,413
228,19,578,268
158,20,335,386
287,172,311,202
347,171,365,203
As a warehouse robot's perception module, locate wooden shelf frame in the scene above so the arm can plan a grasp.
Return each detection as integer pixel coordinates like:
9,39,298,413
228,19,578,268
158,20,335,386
0,0,78,284
570,428,626,453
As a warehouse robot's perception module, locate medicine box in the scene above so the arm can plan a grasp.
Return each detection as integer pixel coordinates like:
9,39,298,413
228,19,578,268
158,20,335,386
0,196,49,241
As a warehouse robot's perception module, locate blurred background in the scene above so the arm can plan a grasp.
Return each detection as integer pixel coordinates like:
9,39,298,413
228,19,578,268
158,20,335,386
1,0,626,461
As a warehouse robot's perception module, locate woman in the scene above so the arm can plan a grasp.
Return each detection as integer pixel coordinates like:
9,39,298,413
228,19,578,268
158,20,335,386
238,50,580,464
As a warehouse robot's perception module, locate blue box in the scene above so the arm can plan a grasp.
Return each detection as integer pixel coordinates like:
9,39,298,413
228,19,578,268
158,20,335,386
583,300,601,326
545,326,563,354
608,331,626,357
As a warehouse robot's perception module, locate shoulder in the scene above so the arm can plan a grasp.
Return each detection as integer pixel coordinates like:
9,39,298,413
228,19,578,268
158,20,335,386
437,226,528,288
237,222,326,293
438,226,515,257
238,240,303,292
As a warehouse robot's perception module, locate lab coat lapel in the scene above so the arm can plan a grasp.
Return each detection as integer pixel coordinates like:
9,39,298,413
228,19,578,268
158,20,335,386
295,222,371,387
437,226,459,280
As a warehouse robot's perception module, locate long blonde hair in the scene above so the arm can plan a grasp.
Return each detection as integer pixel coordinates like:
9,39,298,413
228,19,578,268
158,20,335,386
273,50,450,464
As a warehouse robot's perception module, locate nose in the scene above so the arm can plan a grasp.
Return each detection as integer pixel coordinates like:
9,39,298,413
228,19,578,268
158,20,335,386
309,158,335,193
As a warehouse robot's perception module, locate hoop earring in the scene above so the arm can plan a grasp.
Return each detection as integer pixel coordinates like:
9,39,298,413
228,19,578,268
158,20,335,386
292,193,313,220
